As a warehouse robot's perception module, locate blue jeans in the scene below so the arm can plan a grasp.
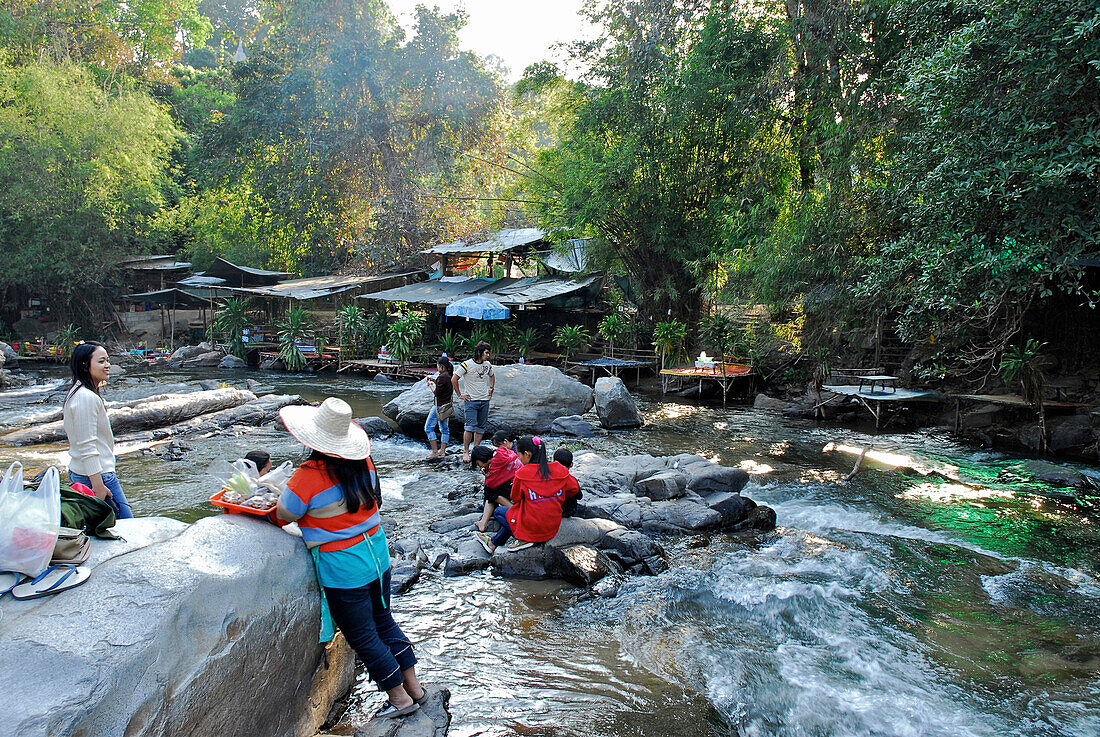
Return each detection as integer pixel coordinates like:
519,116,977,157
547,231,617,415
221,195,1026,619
68,470,133,519
490,504,513,548
463,399,490,434
325,569,417,691
425,404,449,444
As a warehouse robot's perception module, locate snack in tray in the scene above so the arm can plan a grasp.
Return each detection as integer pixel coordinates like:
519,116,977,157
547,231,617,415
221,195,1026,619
243,492,279,510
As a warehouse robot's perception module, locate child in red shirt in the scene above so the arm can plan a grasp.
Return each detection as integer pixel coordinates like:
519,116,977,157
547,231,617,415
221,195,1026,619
474,435,578,553
471,431,522,532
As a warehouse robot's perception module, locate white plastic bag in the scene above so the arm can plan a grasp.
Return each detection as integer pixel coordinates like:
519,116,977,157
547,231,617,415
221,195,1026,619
257,460,294,494
0,463,61,576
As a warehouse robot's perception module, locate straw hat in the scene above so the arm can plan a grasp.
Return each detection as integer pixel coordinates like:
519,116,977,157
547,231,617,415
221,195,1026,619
279,397,371,460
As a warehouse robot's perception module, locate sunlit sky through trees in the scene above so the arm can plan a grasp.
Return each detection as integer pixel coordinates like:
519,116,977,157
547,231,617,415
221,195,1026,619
386,0,594,81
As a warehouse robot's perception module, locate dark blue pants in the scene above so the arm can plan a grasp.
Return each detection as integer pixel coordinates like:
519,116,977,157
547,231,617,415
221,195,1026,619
68,471,133,519
490,504,513,548
325,570,417,691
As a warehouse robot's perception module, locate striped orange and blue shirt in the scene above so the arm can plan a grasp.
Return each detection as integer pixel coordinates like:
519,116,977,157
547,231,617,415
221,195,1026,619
276,459,389,588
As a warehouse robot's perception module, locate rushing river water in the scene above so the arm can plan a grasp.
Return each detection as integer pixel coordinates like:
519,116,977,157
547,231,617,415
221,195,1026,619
1,366,1098,736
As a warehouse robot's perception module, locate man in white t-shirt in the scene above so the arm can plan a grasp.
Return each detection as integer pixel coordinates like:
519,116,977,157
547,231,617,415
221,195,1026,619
452,341,495,462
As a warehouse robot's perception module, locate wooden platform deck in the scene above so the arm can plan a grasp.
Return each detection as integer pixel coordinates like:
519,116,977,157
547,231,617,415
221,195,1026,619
337,359,435,380
660,363,755,404
820,384,941,429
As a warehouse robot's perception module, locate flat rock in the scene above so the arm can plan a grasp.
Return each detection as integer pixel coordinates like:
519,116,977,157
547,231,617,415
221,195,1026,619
555,544,622,586
219,355,248,369
443,539,492,577
383,364,594,437
1,515,356,737
550,414,597,437
167,344,208,366
593,377,642,429
633,469,688,500
182,350,225,367
685,464,750,494
354,687,451,737
1012,460,1091,489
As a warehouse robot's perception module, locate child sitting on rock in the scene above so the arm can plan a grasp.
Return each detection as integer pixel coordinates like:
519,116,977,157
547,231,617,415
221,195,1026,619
475,436,579,553
553,447,583,518
471,434,523,532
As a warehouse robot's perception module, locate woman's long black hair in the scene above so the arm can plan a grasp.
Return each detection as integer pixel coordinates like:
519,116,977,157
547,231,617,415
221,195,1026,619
309,450,382,513
65,341,104,405
516,436,550,481
437,356,454,375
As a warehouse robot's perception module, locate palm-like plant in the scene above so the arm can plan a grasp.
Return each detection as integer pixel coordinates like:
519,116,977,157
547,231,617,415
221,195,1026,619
597,314,629,354
553,324,590,364
363,312,389,351
214,298,252,358
698,312,734,355
484,321,516,354
653,319,688,369
387,312,426,365
511,327,540,359
463,329,490,356
277,305,315,372
436,329,461,358
336,304,368,358
54,324,78,360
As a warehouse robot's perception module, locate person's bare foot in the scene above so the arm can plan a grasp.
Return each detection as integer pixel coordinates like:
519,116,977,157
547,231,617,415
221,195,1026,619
462,453,471,463
474,520,488,532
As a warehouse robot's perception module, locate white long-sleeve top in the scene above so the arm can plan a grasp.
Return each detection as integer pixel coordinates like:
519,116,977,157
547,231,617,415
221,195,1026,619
63,385,115,476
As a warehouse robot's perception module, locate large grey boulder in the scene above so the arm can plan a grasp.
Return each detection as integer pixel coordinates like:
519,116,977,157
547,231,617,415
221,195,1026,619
356,416,397,438
383,364,594,437
633,469,688,500
184,350,226,367
219,354,248,369
593,377,642,429
167,344,209,366
1,516,356,737
1,388,260,445
0,340,20,368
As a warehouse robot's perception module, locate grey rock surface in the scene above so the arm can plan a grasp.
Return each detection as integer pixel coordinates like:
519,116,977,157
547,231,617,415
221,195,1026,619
1010,459,1092,489
1,388,259,445
554,544,622,586
357,416,397,438
260,356,285,371
183,350,226,367
593,377,642,429
550,414,597,437
353,687,451,737
633,469,688,500
0,340,20,368
390,559,422,595
219,354,248,369
753,393,794,412
167,344,208,366
383,364,594,437
1,515,356,737
1047,415,1095,453
117,393,304,443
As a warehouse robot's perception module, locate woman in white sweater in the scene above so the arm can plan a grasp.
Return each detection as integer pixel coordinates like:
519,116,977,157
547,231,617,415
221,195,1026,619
63,342,132,519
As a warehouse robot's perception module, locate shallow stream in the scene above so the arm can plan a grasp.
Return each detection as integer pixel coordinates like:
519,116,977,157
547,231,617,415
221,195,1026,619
2,366,1097,736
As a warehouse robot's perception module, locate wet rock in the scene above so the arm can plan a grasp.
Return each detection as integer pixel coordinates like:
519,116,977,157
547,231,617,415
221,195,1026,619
1012,460,1091,489
633,469,687,500
389,560,421,595
592,575,623,598
1,516,356,737
383,364,594,437
727,505,778,533
1,388,259,445
643,499,722,531
118,394,304,443
600,528,665,562
686,464,750,494
754,393,793,412
246,379,272,394
642,555,670,575
593,377,642,429
155,439,193,461
354,687,451,737
372,374,395,384
356,416,396,438
199,380,222,390
443,539,491,577
260,357,285,371
219,355,247,369
550,414,597,437
491,543,556,578
1048,415,1095,453
702,491,756,527
554,544,622,586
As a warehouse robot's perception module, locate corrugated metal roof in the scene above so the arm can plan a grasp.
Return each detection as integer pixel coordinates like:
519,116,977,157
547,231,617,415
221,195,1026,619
121,288,218,308
198,257,292,285
120,255,192,271
177,275,227,287
421,228,546,255
359,275,599,307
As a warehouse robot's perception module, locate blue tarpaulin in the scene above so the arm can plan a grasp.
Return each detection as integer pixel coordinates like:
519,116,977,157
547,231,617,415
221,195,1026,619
445,296,511,320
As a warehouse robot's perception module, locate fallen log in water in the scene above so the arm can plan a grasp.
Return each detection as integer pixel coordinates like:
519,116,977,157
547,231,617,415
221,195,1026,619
0,388,258,446
823,441,963,482
115,394,305,444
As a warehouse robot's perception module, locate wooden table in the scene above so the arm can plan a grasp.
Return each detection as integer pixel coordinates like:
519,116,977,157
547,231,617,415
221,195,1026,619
856,374,898,393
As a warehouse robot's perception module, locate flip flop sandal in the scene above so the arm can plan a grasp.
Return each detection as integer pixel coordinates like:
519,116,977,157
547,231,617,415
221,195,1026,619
0,571,23,597
11,564,91,600
412,689,429,706
375,701,419,719
505,539,534,551
473,531,495,554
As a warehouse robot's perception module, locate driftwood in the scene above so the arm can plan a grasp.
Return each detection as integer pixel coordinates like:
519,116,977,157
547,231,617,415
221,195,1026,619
114,394,305,444
1,388,258,446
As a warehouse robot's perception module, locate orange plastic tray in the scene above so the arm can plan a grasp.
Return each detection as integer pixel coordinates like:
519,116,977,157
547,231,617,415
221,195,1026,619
210,488,276,516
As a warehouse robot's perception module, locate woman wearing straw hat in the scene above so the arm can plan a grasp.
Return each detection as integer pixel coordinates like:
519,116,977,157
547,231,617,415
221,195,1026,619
275,397,426,719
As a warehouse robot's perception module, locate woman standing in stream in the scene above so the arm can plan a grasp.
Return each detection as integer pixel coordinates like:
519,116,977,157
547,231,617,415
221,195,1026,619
63,341,133,519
